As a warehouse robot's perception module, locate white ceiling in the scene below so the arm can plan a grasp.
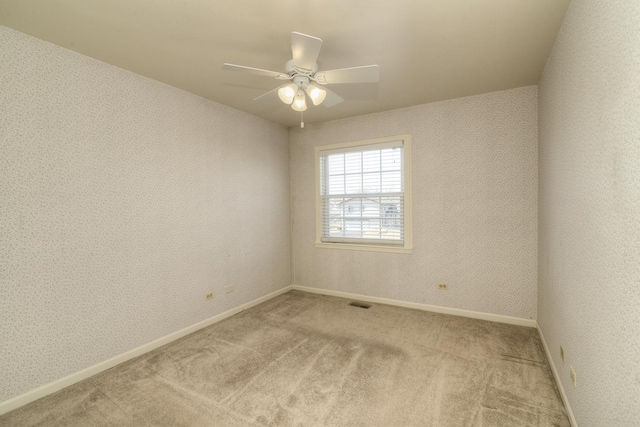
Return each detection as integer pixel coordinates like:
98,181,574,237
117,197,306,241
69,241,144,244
0,0,570,128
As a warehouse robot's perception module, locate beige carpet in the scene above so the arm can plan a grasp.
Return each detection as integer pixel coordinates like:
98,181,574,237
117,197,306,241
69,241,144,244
1,291,570,426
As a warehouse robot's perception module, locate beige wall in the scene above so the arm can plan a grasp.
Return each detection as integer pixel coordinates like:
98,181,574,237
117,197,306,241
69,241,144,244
0,27,291,402
290,86,538,319
537,1,640,425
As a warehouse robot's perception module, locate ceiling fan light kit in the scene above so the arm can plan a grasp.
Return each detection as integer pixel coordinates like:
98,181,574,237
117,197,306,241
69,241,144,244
223,32,380,127
277,83,296,104
292,90,307,112
306,84,326,106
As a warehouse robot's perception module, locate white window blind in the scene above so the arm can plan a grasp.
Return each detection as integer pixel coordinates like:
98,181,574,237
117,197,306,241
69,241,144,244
319,140,405,245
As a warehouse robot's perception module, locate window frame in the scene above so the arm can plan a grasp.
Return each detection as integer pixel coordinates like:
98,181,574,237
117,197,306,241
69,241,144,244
314,135,413,254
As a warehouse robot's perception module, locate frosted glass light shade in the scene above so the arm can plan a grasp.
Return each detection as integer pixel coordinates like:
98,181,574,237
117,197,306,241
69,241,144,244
306,84,327,106
277,84,297,104
291,90,307,111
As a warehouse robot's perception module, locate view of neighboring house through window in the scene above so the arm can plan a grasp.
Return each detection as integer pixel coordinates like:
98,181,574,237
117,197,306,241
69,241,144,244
315,135,412,252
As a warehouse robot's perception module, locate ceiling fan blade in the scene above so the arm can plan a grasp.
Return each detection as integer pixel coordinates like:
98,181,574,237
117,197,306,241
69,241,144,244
222,63,290,80
291,32,323,71
254,87,280,103
322,88,344,108
315,65,380,85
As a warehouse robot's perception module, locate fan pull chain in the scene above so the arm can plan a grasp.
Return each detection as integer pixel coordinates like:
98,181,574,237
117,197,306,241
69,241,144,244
300,111,304,128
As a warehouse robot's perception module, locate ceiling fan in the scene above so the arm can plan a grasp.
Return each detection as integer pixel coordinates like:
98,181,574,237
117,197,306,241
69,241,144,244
222,32,379,126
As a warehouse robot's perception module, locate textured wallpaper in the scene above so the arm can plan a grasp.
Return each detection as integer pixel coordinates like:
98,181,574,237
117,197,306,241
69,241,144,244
0,27,291,402
290,86,538,320
537,1,640,425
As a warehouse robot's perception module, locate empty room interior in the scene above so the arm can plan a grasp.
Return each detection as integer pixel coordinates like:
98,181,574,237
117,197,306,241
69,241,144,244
1,1,638,426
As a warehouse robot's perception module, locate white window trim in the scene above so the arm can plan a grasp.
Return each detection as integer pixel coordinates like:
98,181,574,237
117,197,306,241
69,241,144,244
314,134,413,254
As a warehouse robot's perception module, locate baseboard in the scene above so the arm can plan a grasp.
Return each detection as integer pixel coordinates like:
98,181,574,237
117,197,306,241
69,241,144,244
536,323,578,427
0,285,293,416
292,285,537,327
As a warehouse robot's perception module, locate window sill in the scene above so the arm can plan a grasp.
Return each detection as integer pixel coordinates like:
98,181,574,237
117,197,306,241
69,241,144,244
315,242,413,254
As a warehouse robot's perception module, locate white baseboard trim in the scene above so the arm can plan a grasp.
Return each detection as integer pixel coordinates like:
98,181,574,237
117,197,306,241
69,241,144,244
292,285,537,327
0,285,293,416
536,323,578,427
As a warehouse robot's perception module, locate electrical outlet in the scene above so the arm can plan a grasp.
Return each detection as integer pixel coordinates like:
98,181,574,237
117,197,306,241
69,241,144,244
205,292,214,301
560,346,565,362
570,366,577,387
225,285,235,294
438,283,448,290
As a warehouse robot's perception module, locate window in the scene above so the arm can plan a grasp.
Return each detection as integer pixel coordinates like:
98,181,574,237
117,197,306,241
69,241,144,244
315,135,412,253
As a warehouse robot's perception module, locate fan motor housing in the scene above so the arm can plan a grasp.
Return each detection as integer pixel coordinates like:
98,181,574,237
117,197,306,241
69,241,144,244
285,59,318,77
293,75,310,89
